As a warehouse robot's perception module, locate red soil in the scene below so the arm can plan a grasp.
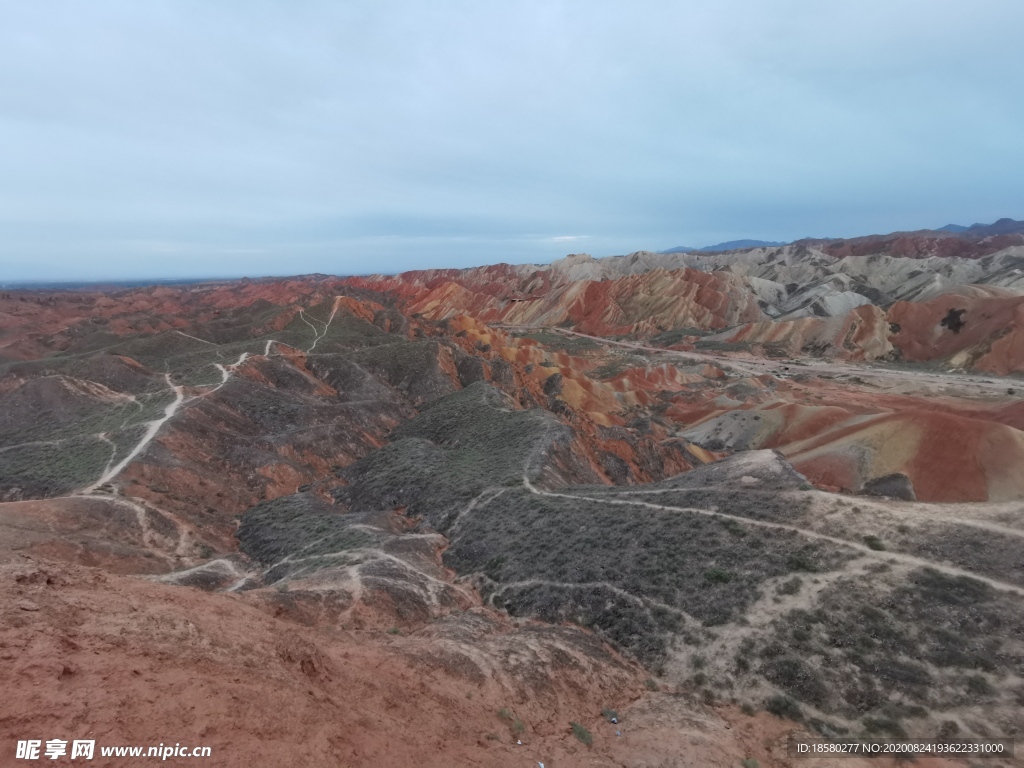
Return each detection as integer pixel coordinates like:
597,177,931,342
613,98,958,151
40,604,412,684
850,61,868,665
889,287,1024,374
0,556,967,768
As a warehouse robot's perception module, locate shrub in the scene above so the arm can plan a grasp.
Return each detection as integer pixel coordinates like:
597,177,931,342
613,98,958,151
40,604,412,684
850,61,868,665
704,568,734,584
601,708,619,723
863,716,907,739
913,568,992,606
570,722,593,746
495,708,525,735
777,577,802,595
765,694,802,721
720,518,747,537
966,675,995,696
938,720,960,739
863,535,885,551
786,553,818,572
762,657,827,705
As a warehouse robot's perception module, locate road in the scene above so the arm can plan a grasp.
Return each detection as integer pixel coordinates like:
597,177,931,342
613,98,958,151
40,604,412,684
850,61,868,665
502,324,1016,396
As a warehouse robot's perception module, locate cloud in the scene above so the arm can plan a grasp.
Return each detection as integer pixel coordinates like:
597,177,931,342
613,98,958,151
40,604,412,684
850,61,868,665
1,0,1022,280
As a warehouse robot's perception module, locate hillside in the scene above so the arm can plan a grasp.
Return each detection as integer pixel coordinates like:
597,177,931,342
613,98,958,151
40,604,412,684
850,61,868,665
341,226,1024,373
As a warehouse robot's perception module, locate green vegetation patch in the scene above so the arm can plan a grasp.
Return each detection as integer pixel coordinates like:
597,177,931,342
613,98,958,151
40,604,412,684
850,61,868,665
335,382,567,531
613,489,811,524
0,435,112,497
648,327,710,347
589,355,651,380
892,521,1024,589
351,340,459,402
570,721,593,746
237,493,378,583
752,567,1024,725
305,308,395,351
444,487,850,663
514,330,602,355
0,376,171,445
694,339,755,353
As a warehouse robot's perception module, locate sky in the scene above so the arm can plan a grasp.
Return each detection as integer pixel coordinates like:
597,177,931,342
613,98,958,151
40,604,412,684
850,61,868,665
1,1,1023,282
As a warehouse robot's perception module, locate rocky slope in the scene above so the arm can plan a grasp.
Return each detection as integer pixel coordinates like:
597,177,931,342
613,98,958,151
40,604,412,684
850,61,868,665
338,226,1024,372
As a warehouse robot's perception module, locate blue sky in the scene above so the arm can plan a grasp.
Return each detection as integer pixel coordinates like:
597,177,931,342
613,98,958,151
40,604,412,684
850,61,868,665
1,1,1023,281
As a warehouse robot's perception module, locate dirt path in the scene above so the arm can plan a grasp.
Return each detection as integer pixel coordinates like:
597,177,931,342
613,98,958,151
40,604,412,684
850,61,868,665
606,485,1024,540
81,344,256,493
0,438,72,454
83,373,184,492
210,351,250,393
302,297,342,353
505,324,1017,395
298,309,323,350
480,573,695,624
75,298,331,494
175,330,215,345
523,476,1024,598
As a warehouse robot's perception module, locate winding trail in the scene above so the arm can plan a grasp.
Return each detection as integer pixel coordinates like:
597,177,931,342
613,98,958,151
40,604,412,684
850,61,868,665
208,351,250,394
501,324,1020,393
176,330,215,345
522,475,1024,597
83,373,184,492
152,558,248,585
303,298,342,353
77,300,328,494
298,310,322,350
69,492,195,560
599,485,1024,541
0,438,72,454
448,487,508,534
261,544,475,609
95,434,118,482
479,573,695,624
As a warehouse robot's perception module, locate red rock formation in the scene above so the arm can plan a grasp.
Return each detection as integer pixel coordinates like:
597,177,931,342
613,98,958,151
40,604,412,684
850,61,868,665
888,286,1024,374
784,409,1024,502
721,305,893,360
348,266,766,336
814,231,1024,260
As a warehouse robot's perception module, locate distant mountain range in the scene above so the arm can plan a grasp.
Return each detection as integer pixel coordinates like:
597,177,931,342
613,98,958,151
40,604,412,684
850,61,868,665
954,217,1024,236
664,217,1024,255
936,218,1024,235
0,277,219,290
661,239,787,254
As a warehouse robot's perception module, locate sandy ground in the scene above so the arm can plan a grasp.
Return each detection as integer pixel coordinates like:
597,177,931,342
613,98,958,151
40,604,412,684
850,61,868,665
1,552,980,768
